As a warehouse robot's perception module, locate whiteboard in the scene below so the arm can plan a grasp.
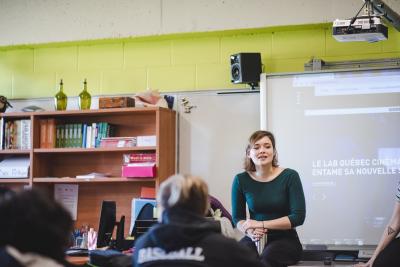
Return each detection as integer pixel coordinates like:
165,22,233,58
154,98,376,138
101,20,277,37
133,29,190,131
177,91,260,211
260,69,400,248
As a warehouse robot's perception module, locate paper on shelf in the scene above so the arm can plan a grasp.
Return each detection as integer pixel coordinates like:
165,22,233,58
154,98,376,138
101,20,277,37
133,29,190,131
137,135,156,146
0,157,30,178
54,184,79,220
75,172,111,179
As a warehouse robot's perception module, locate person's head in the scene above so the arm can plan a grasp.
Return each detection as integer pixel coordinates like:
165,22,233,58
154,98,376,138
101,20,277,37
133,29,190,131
157,174,209,217
244,130,279,172
0,186,15,200
0,188,73,263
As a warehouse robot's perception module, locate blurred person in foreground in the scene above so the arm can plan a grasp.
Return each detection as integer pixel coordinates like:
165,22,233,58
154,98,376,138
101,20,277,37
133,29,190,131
0,187,74,267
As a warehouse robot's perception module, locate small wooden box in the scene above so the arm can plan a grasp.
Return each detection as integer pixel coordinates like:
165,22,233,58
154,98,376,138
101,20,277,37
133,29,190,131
99,97,135,109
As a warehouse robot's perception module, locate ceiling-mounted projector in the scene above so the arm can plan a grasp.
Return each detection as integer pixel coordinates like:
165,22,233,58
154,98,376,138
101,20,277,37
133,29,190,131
333,0,400,43
333,17,388,42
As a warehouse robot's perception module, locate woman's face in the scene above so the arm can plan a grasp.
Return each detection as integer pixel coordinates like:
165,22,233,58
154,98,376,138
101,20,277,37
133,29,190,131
248,136,275,167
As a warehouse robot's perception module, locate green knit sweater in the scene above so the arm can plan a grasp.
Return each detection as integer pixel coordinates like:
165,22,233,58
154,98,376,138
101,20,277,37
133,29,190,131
231,168,306,237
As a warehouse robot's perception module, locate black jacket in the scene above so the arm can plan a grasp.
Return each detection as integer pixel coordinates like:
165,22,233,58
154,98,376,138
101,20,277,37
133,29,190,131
133,208,265,267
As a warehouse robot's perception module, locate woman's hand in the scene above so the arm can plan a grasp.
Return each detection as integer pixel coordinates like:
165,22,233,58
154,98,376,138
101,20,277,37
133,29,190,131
245,227,265,241
242,219,264,231
353,260,373,267
241,219,267,241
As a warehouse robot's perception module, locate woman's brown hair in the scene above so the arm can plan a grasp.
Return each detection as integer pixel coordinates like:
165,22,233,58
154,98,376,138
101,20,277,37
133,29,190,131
244,130,279,172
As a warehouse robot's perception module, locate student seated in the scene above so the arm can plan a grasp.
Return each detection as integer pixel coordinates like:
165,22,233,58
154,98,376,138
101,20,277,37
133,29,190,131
132,174,265,267
0,187,74,267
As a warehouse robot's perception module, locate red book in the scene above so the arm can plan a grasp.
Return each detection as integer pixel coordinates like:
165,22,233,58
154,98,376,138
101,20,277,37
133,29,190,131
140,187,156,199
47,118,56,148
123,153,156,164
40,119,48,148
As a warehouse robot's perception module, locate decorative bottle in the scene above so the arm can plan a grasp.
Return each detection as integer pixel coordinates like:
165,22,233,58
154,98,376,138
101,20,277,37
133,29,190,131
78,78,91,110
54,79,67,110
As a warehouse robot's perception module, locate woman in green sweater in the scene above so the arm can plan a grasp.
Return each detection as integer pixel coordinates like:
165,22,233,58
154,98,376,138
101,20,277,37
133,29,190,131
231,130,306,267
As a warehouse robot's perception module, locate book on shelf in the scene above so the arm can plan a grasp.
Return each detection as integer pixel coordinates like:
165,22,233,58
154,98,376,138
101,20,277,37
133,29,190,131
20,120,31,149
91,122,97,148
85,125,92,148
5,120,14,149
39,119,56,148
81,124,87,148
0,118,3,150
100,137,137,148
40,119,47,148
50,122,115,149
121,152,157,178
0,157,30,178
47,118,56,148
2,119,31,150
123,152,156,164
75,172,111,179
68,124,74,147
140,186,156,199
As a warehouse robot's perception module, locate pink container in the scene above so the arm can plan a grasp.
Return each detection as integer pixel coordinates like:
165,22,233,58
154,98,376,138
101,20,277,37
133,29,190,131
122,163,156,178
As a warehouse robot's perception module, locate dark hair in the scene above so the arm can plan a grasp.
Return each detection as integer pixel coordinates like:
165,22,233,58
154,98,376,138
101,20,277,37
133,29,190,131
0,186,15,200
244,130,279,172
0,188,73,263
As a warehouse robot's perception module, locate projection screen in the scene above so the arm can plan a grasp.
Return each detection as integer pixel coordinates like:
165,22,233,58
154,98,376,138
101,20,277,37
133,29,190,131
260,68,400,248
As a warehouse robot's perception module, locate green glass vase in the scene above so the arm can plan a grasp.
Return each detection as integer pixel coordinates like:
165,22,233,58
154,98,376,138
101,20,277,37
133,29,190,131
78,78,91,110
54,79,67,110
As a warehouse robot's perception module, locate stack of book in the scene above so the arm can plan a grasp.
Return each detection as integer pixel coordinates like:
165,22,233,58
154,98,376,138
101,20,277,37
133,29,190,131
0,119,31,150
40,119,56,148
75,122,115,148
121,152,156,178
39,120,115,148
100,137,137,148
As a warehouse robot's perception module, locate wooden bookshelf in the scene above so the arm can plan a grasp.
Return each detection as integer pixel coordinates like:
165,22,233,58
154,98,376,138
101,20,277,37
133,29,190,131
0,149,31,154
33,177,156,183
0,107,176,235
0,179,30,184
33,146,156,153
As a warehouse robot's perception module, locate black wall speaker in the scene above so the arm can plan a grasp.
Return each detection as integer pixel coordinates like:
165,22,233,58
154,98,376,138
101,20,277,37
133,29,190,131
230,53,262,85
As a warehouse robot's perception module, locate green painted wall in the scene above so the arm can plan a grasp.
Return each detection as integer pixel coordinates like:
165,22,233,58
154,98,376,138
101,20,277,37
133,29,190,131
0,24,399,99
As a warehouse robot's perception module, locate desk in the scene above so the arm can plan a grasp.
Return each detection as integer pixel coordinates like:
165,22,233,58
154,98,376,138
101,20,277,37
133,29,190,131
66,256,89,265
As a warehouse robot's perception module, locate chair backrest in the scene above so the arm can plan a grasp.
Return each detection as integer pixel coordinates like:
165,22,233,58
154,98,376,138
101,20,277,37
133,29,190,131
130,203,156,238
208,195,233,226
